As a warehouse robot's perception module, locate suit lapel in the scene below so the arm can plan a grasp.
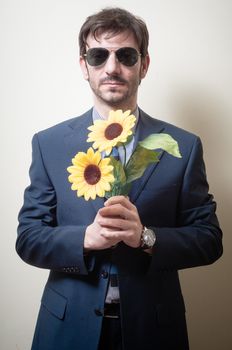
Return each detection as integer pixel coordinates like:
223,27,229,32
64,110,92,157
129,109,166,203
64,109,105,212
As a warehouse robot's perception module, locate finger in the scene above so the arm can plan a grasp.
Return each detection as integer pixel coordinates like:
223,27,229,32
100,228,125,240
104,195,132,210
99,204,133,220
98,216,130,230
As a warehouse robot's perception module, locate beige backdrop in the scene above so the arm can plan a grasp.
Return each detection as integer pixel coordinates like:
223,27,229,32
1,0,231,349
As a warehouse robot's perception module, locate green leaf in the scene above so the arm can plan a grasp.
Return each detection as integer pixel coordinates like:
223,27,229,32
139,133,182,158
110,156,126,184
125,145,160,183
105,157,129,197
105,182,131,198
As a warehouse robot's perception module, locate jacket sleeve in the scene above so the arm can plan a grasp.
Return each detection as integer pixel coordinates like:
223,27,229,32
16,134,94,275
149,136,223,271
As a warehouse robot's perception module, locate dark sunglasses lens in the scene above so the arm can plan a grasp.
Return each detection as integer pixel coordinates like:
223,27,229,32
116,47,139,66
86,48,109,66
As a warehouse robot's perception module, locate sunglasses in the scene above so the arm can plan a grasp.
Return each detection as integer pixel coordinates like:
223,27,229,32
83,47,141,67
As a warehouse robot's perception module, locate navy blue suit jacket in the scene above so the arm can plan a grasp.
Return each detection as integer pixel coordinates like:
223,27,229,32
16,109,222,350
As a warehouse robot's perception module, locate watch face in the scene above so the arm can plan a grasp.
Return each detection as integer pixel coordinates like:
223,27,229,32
142,229,156,248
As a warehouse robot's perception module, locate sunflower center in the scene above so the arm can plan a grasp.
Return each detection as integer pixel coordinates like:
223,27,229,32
84,164,101,185
104,123,123,140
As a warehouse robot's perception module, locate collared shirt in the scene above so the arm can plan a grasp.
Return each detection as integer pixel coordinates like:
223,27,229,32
91,107,140,304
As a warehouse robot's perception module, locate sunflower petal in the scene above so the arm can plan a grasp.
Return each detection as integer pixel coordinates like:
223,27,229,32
67,146,114,201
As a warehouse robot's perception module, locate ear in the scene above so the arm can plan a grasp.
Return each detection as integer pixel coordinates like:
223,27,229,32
79,56,89,80
140,54,150,80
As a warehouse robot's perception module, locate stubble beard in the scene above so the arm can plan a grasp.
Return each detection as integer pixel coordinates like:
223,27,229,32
88,77,140,109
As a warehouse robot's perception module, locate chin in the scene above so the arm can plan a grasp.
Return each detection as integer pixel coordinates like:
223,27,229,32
102,93,128,104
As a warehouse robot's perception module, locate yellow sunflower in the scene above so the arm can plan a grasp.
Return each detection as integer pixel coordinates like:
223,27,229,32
67,147,115,200
87,109,136,155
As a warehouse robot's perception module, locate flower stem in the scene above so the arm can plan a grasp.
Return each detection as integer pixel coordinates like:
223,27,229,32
122,143,127,167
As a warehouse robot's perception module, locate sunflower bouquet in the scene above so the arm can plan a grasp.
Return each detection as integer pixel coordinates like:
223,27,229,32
67,110,181,201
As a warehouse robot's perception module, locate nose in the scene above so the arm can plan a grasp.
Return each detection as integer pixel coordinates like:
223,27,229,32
104,51,121,75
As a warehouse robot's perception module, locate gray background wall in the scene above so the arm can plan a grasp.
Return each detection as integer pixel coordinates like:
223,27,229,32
1,0,231,349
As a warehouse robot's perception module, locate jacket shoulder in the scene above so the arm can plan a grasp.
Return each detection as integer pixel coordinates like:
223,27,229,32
140,109,199,142
36,109,92,140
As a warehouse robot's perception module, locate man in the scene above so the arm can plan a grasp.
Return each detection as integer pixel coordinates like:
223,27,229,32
16,7,223,350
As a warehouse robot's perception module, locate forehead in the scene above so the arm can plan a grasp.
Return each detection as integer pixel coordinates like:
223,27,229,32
86,30,139,49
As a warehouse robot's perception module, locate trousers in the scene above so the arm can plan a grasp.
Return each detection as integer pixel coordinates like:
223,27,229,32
98,303,122,350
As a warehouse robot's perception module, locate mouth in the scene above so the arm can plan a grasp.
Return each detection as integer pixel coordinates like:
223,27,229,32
101,77,127,87
102,81,125,86
101,82,126,92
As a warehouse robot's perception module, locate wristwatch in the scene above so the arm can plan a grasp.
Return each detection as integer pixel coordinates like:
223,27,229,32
140,226,156,250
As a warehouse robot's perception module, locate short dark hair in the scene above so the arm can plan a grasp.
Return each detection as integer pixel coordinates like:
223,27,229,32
78,7,149,58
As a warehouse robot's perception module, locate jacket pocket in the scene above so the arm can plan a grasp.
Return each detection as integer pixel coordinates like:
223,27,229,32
41,286,67,320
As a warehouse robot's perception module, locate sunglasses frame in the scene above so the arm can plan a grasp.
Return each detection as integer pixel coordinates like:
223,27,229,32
83,47,142,67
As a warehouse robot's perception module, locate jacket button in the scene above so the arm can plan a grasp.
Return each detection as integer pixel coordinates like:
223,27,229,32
94,309,103,317
101,270,108,279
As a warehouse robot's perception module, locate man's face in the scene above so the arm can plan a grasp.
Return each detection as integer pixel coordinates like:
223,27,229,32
80,30,149,113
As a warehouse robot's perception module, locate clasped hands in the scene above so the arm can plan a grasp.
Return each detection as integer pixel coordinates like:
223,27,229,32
84,196,143,251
